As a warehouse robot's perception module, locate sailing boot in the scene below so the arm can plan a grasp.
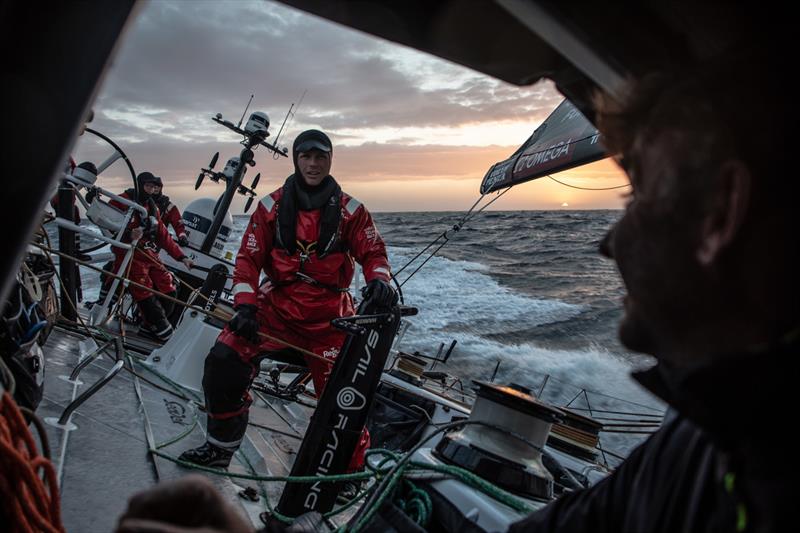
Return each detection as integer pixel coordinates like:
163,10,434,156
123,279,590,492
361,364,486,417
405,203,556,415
178,442,234,468
137,295,173,341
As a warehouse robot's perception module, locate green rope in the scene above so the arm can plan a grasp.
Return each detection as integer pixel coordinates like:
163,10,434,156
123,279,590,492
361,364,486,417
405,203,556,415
396,479,432,527
150,449,373,483
80,322,540,530
350,459,407,530
350,440,540,532
408,461,536,514
154,408,199,450
133,359,203,403
235,446,287,523
328,483,372,517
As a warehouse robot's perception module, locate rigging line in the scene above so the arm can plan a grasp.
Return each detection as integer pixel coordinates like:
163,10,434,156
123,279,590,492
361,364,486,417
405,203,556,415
135,249,216,307
547,174,630,191
398,239,449,289
390,231,448,279
31,243,335,366
397,187,512,288
39,227,108,352
461,187,512,224
391,193,488,279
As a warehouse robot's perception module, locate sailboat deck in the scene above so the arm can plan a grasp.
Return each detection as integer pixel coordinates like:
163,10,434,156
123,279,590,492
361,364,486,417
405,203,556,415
38,321,319,532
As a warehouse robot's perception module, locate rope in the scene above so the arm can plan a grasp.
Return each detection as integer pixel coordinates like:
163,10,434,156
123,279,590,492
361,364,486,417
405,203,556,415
31,242,335,367
349,420,540,531
38,229,110,353
0,392,65,533
547,174,630,191
394,188,512,288
33,323,537,533
19,263,43,303
18,406,52,461
150,449,373,484
394,479,432,527
135,249,217,309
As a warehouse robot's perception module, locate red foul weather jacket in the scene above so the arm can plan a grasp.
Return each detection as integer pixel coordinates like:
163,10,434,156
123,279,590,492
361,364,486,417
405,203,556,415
155,196,188,242
109,192,186,300
231,187,392,343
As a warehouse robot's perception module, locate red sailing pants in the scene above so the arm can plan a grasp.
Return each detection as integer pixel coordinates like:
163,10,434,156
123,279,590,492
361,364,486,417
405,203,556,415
212,307,370,471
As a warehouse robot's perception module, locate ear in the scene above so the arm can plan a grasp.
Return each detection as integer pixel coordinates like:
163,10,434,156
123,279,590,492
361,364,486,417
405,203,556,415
696,159,752,266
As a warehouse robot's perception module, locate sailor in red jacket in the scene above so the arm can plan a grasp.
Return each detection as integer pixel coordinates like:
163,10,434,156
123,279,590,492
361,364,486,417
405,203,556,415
179,129,396,472
109,172,193,341
151,177,189,246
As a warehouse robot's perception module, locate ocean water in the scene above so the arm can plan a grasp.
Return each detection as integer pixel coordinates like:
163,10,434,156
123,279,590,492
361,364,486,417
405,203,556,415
59,209,664,459
370,211,664,458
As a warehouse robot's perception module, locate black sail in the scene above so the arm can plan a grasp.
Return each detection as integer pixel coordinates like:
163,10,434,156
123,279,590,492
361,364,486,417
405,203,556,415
480,99,607,194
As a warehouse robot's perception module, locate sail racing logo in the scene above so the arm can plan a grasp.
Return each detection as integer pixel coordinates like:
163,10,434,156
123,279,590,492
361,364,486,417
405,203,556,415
303,324,383,511
336,387,366,411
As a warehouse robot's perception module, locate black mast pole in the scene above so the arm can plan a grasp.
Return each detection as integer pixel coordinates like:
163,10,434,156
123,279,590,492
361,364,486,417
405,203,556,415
200,135,260,254
56,180,79,320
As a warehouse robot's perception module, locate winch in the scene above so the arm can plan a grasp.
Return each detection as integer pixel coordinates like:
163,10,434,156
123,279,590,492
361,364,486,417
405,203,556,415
435,380,563,500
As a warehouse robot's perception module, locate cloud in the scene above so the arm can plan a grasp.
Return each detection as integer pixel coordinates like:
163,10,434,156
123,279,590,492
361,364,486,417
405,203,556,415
93,1,561,141
70,0,625,212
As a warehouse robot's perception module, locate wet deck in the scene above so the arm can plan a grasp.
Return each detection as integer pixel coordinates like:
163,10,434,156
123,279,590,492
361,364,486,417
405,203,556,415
39,321,317,532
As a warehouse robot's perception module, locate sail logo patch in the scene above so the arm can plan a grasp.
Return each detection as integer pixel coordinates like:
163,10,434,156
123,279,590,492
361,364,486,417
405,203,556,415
336,387,366,411
246,233,258,251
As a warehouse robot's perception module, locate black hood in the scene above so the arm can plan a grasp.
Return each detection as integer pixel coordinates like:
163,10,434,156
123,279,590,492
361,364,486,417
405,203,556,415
136,171,161,203
292,129,332,178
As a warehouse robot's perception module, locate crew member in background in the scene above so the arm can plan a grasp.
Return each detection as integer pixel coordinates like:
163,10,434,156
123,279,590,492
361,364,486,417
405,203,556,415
151,177,189,246
178,129,397,478
109,171,193,341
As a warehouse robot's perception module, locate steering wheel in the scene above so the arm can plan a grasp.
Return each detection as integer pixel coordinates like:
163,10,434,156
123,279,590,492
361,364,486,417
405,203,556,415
74,127,138,254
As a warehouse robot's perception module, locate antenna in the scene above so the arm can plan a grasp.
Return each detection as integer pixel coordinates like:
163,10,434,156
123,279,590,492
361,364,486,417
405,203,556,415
273,89,306,159
237,94,255,128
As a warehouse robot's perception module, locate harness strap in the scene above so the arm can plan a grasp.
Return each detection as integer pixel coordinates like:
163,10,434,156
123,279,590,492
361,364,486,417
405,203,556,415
271,272,349,293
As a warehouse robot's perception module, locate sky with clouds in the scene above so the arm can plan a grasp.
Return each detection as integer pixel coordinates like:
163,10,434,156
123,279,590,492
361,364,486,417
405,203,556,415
72,0,628,213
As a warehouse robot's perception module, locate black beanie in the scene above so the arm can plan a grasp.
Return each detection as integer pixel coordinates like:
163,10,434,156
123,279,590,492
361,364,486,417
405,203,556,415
137,172,161,188
292,129,332,166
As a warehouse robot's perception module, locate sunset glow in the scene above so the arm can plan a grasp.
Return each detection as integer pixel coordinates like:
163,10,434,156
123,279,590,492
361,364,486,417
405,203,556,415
70,0,629,213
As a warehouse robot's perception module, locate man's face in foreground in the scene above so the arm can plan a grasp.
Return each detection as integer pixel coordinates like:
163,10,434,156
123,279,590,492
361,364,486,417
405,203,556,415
297,150,331,187
600,135,705,359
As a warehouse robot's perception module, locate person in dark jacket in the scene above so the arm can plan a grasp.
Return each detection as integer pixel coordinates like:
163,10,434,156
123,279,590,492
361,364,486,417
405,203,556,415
509,41,796,533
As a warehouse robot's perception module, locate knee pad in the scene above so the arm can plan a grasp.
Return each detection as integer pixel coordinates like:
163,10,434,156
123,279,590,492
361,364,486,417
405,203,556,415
202,342,255,417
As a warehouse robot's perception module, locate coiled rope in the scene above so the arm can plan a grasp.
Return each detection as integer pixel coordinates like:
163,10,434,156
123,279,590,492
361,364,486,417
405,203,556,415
0,362,64,533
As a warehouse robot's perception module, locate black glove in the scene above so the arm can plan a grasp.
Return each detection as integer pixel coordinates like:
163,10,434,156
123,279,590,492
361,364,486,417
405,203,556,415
361,279,397,308
177,235,189,247
228,304,260,343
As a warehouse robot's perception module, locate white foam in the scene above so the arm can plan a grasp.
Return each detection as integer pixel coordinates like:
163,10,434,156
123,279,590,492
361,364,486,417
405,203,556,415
386,248,582,334
383,247,664,455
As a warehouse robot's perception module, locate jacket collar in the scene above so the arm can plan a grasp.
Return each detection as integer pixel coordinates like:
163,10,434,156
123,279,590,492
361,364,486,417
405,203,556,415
633,328,799,451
